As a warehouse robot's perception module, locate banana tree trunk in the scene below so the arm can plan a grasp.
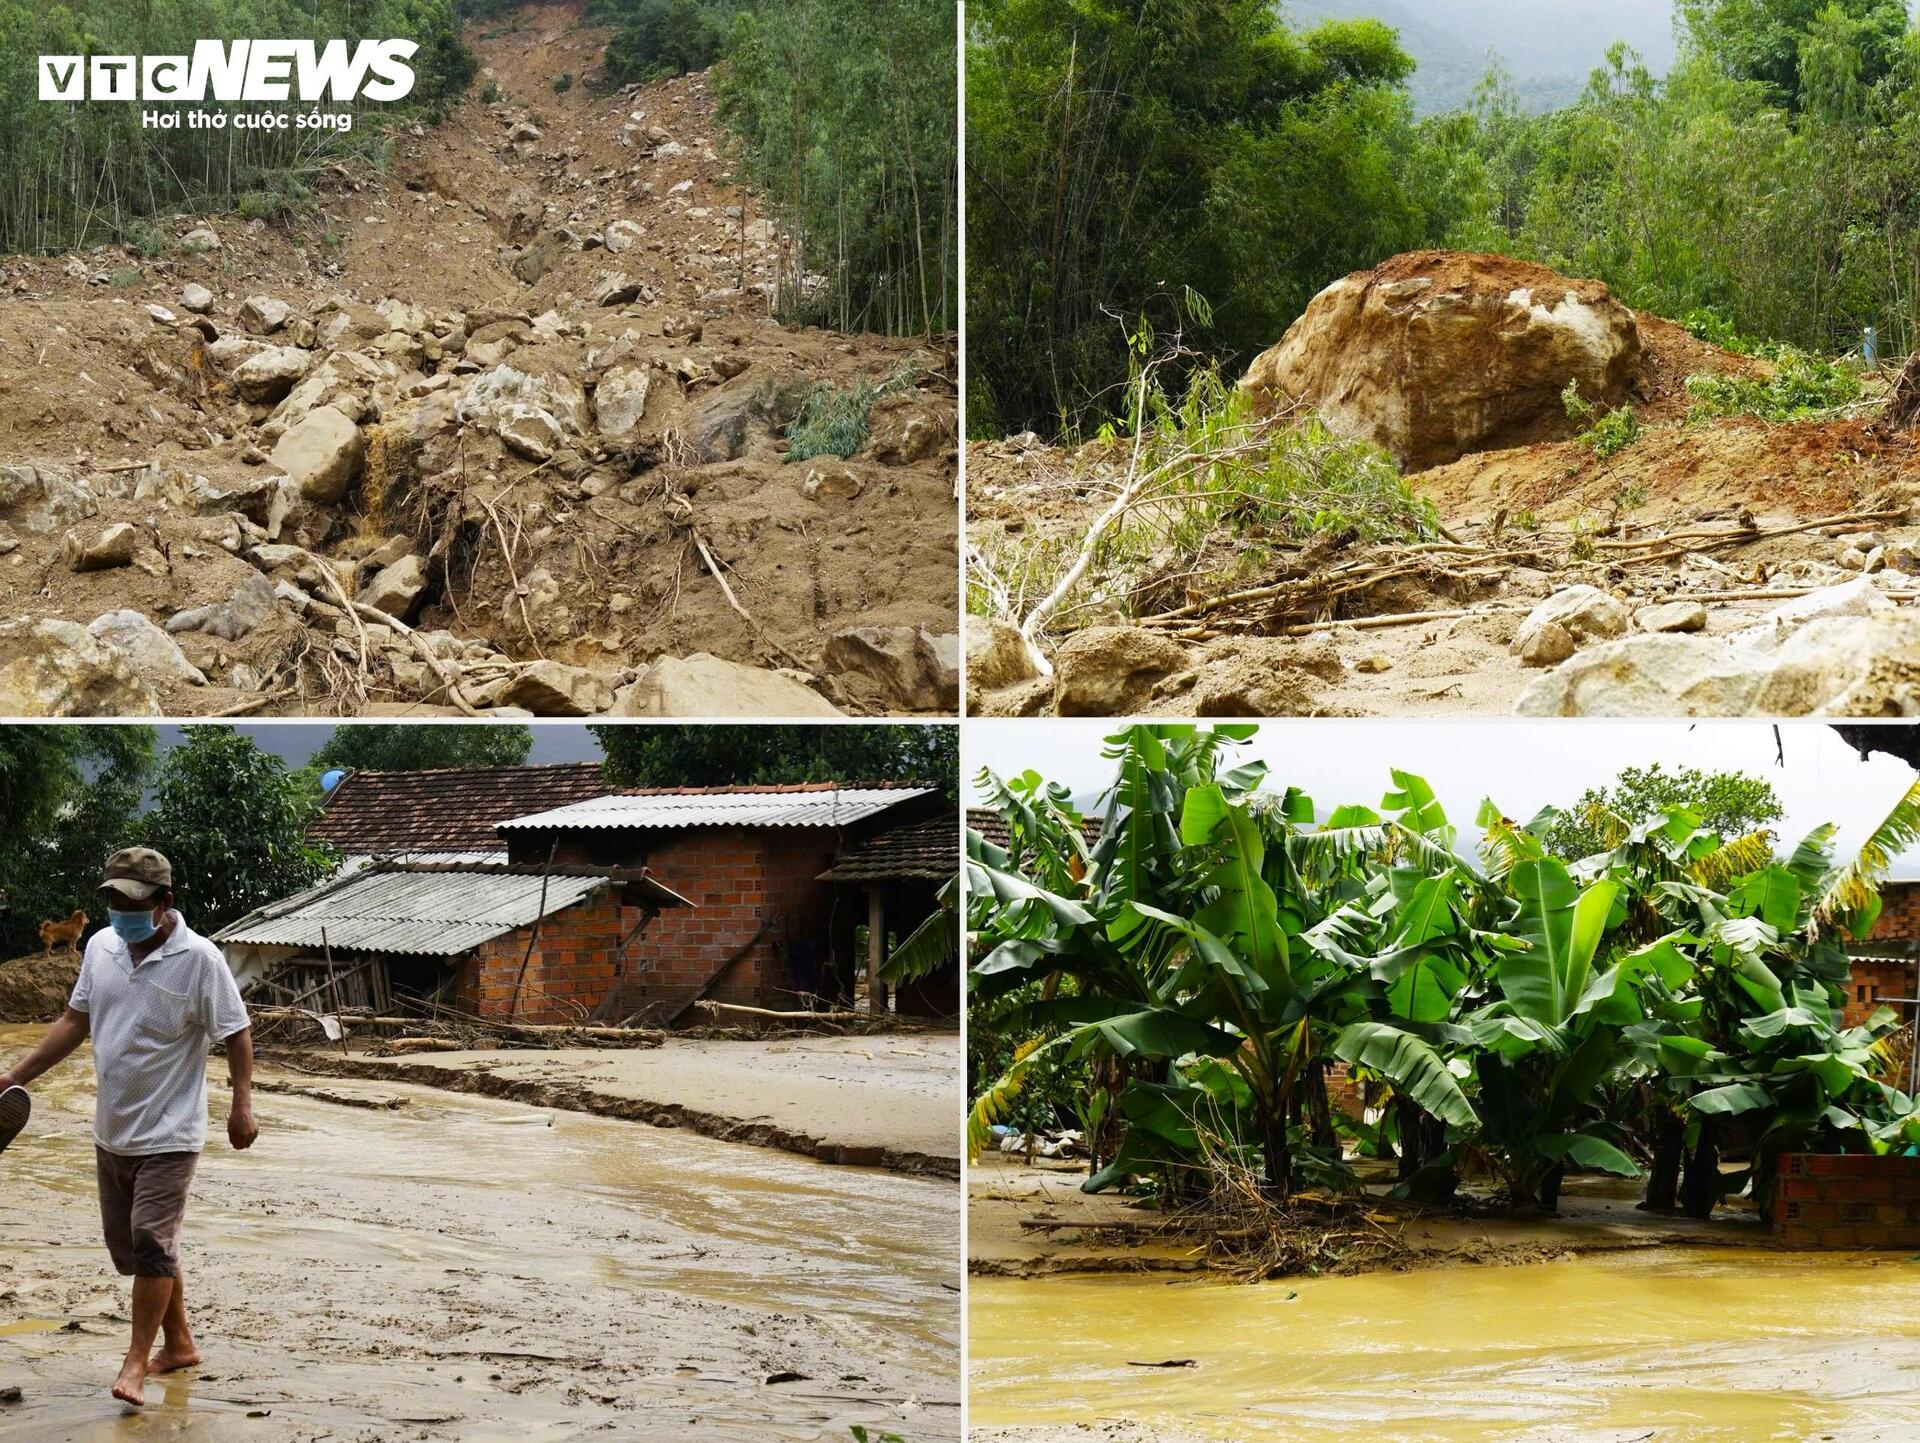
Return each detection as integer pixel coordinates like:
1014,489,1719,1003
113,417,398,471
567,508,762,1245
1681,1119,1720,1220
1304,1062,1336,1151
1260,1107,1292,1199
1537,1161,1566,1212
1644,1107,1683,1213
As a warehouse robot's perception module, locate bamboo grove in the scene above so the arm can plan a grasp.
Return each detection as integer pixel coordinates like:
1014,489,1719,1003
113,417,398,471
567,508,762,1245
0,1,475,256
967,726,1920,1221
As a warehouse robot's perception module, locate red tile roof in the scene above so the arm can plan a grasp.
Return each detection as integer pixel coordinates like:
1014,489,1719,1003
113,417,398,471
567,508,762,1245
312,763,608,856
819,816,958,882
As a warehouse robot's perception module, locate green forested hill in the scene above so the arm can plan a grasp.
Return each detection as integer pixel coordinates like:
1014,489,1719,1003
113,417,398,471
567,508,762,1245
0,1,473,254
968,0,1920,436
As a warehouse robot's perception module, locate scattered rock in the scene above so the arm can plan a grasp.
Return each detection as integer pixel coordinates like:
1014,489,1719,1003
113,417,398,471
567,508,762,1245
824,626,958,712
233,346,313,402
271,406,366,504
166,572,277,641
1515,613,1920,717
238,295,292,335
63,522,140,572
593,365,652,445
500,661,617,716
603,219,643,254
357,554,427,621
181,283,215,313
1052,626,1188,715
620,654,842,717
179,227,220,253
0,465,97,535
801,466,862,502
0,619,161,716
967,618,1039,692
86,609,207,687
1513,585,1629,666
1636,600,1709,634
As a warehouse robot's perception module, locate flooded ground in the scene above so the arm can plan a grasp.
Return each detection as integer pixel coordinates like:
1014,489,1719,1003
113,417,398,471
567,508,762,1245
0,1026,959,1442
969,1249,1920,1443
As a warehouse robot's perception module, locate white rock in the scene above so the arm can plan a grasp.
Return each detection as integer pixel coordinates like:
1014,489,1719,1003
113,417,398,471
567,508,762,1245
271,406,365,504
618,654,842,717
238,295,292,334
181,283,215,313
86,609,207,686
0,619,161,716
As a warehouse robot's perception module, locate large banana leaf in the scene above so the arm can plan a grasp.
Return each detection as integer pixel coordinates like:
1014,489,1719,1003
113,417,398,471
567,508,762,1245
1334,1021,1478,1127
1503,860,1620,1025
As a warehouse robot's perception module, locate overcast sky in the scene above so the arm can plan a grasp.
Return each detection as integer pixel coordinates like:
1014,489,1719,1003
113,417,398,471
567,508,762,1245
966,721,1920,877
154,723,605,768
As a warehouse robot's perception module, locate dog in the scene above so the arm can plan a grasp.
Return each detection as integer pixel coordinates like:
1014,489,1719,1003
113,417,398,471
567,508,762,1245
39,908,88,957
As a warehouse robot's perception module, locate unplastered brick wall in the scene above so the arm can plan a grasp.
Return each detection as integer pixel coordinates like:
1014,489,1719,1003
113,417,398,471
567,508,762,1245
451,885,625,1025
617,827,839,1021
1775,1153,1920,1249
1850,882,1920,1025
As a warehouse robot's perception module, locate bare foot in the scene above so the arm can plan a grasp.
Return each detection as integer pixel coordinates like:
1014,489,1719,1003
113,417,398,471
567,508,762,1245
111,1353,147,1407
149,1344,202,1375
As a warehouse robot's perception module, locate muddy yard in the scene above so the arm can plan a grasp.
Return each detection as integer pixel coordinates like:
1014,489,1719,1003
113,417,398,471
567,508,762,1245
0,1025,960,1442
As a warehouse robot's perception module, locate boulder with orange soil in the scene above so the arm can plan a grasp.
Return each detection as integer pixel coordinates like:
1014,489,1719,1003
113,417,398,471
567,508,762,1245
1241,250,1643,471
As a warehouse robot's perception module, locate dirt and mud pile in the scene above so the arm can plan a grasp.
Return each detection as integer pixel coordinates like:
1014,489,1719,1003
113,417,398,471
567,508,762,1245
971,249,1919,718
0,952,82,1022
0,2,957,719
1241,250,1644,470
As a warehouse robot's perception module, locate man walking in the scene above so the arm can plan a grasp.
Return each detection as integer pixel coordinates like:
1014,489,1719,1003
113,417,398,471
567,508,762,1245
0,847,255,1409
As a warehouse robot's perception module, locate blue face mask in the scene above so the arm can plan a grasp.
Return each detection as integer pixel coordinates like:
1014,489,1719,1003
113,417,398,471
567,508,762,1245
108,908,159,945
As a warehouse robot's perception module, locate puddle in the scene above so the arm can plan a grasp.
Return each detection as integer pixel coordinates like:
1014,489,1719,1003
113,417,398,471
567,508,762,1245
0,1025,959,1440
969,1249,1920,1441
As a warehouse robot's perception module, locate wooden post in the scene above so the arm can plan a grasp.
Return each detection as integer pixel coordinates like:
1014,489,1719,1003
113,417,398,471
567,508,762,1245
866,885,887,1017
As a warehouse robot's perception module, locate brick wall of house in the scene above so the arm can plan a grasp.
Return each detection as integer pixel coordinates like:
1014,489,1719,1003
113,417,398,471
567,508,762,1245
450,885,626,1025
1775,1153,1920,1249
1849,881,1920,1025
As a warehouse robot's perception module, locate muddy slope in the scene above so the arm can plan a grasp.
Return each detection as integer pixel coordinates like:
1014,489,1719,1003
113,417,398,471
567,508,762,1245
0,1,957,719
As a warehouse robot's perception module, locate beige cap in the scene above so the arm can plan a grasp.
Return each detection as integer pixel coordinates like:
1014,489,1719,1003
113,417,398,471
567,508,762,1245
100,847,173,902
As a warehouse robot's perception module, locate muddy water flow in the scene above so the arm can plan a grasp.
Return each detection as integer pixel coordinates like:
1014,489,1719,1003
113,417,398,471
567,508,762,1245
0,1026,959,1441
971,1248,1920,1442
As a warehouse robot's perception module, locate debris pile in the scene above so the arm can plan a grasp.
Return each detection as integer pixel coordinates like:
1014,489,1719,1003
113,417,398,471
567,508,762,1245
0,6,957,718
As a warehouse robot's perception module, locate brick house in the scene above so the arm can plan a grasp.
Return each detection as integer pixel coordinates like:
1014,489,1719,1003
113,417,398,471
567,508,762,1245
220,769,955,1029
498,784,945,1023
1846,876,1920,1027
820,815,959,1020
215,861,692,1025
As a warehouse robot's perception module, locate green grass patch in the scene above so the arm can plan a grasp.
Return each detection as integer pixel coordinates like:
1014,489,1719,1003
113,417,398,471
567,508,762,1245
1562,379,1640,458
1685,345,1864,423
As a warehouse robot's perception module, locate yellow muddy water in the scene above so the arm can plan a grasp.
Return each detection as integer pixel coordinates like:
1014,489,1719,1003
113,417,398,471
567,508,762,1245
0,1026,960,1442
970,1249,1920,1442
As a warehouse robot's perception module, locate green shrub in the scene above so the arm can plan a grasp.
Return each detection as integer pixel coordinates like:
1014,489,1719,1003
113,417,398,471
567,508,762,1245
481,79,503,104
786,368,915,462
122,223,166,259
552,72,574,93
1685,346,1865,422
601,0,728,86
1562,379,1640,458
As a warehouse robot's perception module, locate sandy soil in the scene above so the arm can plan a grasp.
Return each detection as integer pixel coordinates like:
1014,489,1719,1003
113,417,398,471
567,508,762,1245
0,0,958,718
967,1152,1767,1279
283,1032,961,1178
0,1025,959,1442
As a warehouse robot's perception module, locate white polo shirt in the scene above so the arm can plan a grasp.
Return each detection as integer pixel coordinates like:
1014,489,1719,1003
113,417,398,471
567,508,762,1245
68,913,251,1157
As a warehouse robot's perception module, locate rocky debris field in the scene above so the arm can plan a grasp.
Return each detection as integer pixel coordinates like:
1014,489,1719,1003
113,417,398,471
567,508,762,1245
969,251,1917,718
0,2,957,719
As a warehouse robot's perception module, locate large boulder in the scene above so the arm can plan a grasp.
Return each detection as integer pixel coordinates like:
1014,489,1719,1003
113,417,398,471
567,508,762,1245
357,553,428,621
967,618,1040,693
0,464,96,535
1515,612,1920,717
500,661,618,716
1241,251,1643,471
86,610,208,687
619,654,842,717
233,345,314,402
0,619,161,716
271,405,365,504
1052,626,1187,715
824,626,959,712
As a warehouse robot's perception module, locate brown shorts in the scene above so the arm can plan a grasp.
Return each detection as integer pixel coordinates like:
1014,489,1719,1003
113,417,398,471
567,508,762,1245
95,1148,198,1278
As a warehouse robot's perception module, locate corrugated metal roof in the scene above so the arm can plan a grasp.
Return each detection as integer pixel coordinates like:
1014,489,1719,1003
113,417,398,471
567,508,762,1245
500,787,932,832
217,869,611,956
